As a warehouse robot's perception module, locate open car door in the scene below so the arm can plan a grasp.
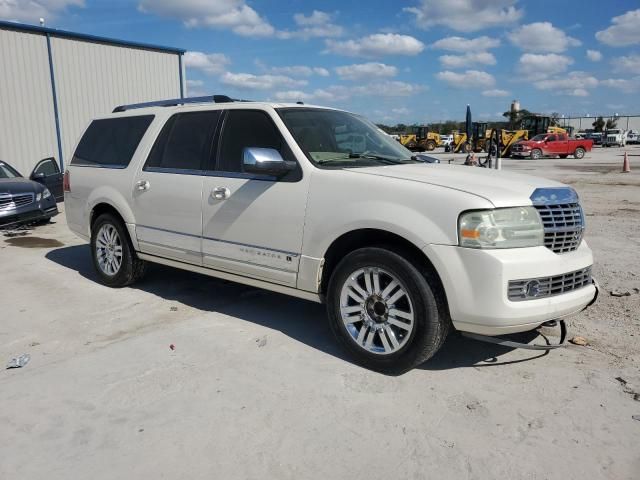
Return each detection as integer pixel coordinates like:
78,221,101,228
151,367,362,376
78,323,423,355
31,157,63,201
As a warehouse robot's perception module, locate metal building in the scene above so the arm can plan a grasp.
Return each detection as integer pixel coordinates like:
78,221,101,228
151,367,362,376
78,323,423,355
0,21,185,176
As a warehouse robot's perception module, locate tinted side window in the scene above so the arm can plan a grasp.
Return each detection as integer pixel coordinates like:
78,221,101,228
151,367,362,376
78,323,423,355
33,158,59,176
547,135,557,142
145,111,220,171
218,110,292,173
72,115,154,168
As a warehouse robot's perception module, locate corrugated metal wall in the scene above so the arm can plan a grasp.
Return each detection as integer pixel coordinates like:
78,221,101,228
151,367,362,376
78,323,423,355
0,27,182,176
0,29,58,176
51,37,181,164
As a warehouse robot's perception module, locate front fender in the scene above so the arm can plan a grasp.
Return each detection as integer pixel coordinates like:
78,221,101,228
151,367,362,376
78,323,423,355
302,170,493,259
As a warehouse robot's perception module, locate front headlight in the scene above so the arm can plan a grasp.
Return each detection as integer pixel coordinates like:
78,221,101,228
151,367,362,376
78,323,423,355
459,207,544,249
42,188,51,199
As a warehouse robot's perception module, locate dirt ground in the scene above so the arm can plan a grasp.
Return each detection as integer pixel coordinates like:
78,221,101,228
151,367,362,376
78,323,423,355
1,145,639,479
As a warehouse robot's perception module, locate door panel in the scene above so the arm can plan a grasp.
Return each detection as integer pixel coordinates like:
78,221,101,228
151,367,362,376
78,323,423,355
31,157,63,201
201,175,306,285
132,111,220,265
201,109,308,286
133,172,204,265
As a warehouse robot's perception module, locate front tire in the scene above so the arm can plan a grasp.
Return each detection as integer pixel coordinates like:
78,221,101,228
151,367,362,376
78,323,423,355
531,149,542,160
327,247,449,374
424,140,436,151
91,213,146,287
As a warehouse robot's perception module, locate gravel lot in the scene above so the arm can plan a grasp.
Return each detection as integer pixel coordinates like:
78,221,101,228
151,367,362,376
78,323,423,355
2,145,639,479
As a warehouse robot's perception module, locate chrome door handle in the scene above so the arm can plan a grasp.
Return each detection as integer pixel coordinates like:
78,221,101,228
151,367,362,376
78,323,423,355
212,187,230,200
135,180,150,191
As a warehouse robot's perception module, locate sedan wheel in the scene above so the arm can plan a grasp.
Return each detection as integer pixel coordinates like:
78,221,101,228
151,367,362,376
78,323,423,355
95,223,123,276
339,267,414,355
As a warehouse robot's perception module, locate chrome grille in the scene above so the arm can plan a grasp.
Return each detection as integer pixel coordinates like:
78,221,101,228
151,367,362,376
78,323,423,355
534,203,584,253
0,193,34,211
508,267,592,301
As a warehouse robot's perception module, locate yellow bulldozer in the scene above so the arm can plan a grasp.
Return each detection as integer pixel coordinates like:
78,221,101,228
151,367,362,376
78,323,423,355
399,126,441,151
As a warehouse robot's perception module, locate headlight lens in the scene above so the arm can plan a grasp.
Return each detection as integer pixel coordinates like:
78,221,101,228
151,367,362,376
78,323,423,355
42,188,51,199
459,207,544,249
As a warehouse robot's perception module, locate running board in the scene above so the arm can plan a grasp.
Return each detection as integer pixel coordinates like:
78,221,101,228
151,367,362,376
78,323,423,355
137,252,323,303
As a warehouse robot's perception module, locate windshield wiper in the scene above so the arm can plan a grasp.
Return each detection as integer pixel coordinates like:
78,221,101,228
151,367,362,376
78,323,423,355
348,153,412,164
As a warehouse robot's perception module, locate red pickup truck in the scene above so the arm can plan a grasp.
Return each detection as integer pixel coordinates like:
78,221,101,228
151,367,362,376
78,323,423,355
511,133,593,159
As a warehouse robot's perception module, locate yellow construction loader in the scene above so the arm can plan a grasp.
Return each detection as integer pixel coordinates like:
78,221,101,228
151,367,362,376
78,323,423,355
399,126,441,151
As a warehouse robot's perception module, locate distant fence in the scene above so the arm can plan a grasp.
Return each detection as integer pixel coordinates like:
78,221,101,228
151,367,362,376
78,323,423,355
557,115,640,132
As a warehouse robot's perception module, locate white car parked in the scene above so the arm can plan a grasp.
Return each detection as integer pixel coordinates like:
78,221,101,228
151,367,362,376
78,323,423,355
64,96,598,373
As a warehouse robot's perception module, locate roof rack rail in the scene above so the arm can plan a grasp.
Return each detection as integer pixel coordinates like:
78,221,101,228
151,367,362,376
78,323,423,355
112,95,245,113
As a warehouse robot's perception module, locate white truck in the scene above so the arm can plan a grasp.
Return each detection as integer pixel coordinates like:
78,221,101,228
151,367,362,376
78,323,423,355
64,96,598,373
603,129,627,147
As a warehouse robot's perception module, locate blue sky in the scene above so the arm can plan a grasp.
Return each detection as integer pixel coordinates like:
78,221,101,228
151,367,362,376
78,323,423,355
3,0,640,124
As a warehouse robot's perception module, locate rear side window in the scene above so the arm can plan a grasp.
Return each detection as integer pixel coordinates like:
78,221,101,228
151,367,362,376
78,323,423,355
144,111,220,171
71,115,154,168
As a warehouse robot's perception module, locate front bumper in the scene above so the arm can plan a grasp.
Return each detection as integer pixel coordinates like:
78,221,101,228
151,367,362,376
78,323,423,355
424,241,597,336
511,150,531,157
0,203,58,227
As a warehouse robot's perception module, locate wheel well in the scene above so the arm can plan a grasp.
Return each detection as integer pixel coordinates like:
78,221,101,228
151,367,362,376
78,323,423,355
320,229,447,300
90,203,125,232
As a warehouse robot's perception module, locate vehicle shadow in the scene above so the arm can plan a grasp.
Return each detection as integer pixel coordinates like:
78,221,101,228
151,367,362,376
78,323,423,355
45,244,550,373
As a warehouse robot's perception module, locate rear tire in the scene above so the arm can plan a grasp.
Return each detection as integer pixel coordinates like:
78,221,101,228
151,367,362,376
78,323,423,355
326,247,449,374
574,147,585,159
425,140,436,151
91,213,146,288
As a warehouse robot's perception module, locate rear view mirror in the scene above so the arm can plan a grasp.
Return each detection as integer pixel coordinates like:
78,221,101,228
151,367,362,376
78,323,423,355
243,147,296,177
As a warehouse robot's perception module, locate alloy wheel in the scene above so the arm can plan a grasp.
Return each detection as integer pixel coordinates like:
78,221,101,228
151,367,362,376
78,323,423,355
339,267,414,355
95,223,123,276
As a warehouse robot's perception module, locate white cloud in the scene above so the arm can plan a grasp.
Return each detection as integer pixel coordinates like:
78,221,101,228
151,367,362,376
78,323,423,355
431,35,500,51
256,62,329,77
186,79,206,96
439,51,496,68
517,53,574,80
273,81,425,103
533,71,598,96
138,0,275,37
436,70,495,88
586,50,602,62
508,22,581,53
325,33,425,58
596,9,640,46
335,62,398,81
613,54,640,74
0,0,84,21
184,51,230,75
482,89,510,97
277,10,343,39
220,72,307,90
391,107,410,115
403,0,522,32
351,81,426,97
601,77,640,93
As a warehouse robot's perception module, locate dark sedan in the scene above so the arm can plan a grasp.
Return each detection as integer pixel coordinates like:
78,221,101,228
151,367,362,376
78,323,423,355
0,159,60,227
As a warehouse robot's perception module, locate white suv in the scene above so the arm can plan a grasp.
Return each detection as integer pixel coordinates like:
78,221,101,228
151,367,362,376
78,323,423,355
64,96,597,373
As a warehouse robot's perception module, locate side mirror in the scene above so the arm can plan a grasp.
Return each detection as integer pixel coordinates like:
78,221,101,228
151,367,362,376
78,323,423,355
243,147,296,177
31,172,46,181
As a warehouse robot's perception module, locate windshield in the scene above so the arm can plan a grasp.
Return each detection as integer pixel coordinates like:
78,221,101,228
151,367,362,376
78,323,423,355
531,134,547,141
0,162,22,179
278,108,419,168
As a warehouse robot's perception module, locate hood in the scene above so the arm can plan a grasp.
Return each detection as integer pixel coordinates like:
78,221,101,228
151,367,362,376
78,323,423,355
344,164,566,208
0,177,43,195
